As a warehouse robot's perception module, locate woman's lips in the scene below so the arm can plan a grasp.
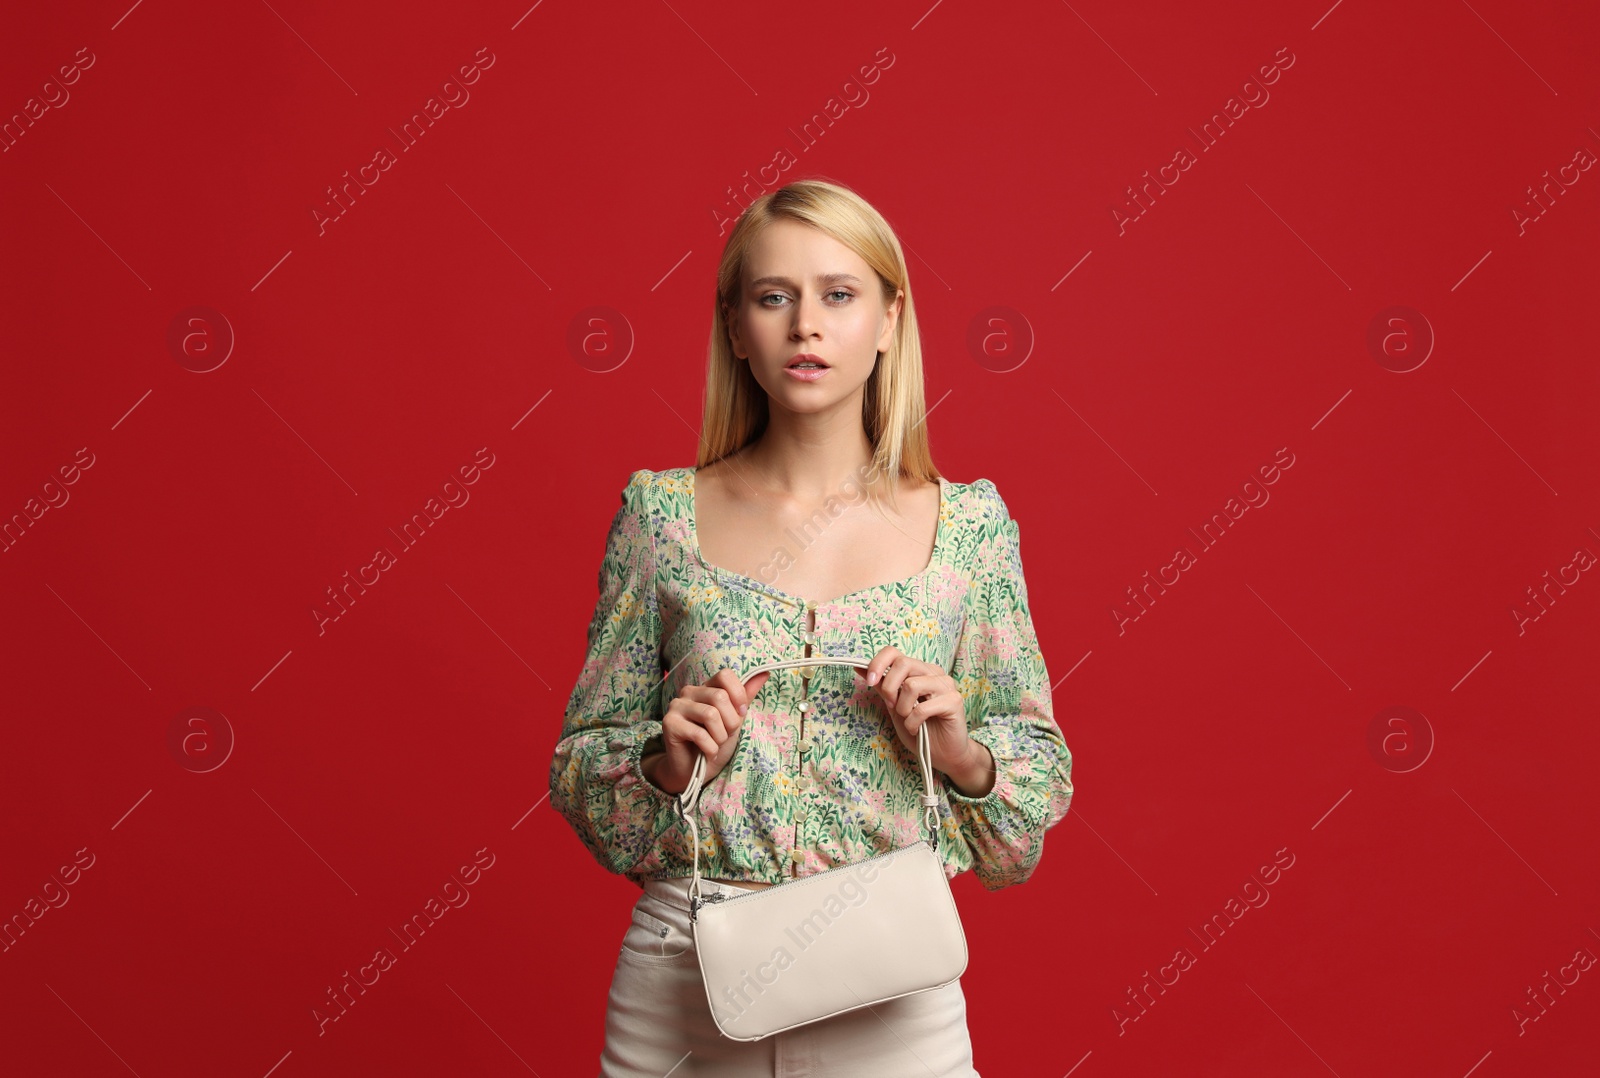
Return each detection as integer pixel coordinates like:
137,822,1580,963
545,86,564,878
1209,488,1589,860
783,365,829,381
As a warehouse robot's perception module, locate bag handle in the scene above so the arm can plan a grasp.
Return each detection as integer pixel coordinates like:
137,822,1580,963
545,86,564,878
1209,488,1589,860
670,656,942,912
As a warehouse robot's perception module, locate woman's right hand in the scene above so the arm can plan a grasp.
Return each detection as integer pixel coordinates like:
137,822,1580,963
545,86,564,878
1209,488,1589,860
645,668,772,795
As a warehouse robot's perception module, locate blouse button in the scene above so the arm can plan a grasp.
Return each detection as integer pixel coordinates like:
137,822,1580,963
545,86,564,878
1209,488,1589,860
795,809,808,823
798,701,812,714
789,849,806,864
797,738,813,753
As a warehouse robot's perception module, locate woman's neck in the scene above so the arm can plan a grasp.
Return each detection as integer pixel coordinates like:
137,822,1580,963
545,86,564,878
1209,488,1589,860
736,404,876,502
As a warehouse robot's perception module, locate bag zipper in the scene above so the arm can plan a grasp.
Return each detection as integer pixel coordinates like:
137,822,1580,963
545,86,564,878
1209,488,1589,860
689,890,729,921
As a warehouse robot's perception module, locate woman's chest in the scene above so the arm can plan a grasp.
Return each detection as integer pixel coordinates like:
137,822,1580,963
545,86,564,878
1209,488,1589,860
654,536,972,688
693,501,940,608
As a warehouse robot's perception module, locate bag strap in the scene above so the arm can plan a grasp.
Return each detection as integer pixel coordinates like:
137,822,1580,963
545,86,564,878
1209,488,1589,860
670,656,942,912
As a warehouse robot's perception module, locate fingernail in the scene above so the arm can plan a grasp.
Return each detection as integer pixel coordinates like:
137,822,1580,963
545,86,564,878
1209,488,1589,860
739,703,749,715
867,671,879,685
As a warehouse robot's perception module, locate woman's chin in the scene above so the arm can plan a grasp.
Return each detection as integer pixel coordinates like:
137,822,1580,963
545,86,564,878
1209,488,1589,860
764,388,864,419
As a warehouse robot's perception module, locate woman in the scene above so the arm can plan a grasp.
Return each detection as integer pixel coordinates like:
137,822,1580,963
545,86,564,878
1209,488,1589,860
550,179,1074,1076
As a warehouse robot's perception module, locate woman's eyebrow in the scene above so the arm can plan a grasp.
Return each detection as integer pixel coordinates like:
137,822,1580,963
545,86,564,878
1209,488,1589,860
749,273,864,289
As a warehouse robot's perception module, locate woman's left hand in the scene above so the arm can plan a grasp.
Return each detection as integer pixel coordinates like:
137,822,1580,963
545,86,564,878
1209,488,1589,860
858,648,985,784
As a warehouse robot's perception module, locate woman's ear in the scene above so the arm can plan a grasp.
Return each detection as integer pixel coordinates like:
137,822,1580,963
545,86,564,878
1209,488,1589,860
877,290,902,353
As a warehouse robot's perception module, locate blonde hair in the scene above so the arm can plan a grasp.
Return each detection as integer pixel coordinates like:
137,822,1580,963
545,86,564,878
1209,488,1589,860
697,178,940,512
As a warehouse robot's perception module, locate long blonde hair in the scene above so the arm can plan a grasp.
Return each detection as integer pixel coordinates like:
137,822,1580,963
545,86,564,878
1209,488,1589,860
697,178,940,512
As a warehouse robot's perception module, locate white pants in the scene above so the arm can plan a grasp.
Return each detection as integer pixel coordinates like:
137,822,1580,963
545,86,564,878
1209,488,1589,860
598,876,981,1076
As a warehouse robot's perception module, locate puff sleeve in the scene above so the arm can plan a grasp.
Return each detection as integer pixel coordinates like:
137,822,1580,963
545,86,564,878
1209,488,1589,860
944,480,1074,890
548,470,680,875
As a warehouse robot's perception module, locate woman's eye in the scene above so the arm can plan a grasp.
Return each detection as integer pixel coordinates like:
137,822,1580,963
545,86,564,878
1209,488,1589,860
758,290,854,307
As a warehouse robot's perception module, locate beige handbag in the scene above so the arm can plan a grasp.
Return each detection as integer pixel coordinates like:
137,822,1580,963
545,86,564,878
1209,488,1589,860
672,654,968,1041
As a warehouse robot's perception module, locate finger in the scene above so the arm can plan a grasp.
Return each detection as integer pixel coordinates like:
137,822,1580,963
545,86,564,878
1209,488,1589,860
665,713,720,760
688,698,729,744
879,655,904,696
894,677,920,718
737,669,772,714
898,673,940,717
919,687,967,735
865,646,900,687
707,662,748,713
881,654,916,700
898,674,934,714
702,683,742,737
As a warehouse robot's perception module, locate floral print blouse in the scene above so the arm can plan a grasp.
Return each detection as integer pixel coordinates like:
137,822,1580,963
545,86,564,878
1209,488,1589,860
549,467,1074,891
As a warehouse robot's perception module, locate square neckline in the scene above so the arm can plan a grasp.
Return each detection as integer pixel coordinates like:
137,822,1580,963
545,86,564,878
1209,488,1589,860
684,465,949,608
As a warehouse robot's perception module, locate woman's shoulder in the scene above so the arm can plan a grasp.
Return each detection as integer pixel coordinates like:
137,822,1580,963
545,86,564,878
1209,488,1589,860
942,474,1012,523
621,465,683,487
939,476,1025,571
616,466,695,510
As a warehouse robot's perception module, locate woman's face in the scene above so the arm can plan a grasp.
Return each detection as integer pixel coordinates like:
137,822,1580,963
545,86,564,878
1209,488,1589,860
724,219,902,417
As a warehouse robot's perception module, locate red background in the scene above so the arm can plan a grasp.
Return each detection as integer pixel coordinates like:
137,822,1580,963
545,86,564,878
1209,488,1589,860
3,2,1597,1075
